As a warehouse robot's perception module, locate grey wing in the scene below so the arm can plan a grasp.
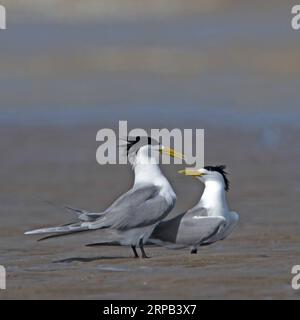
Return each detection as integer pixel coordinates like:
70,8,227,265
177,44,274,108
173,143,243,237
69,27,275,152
103,185,159,213
63,186,160,223
149,207,226,247
185,205,209,217
25,185,173,238
64,206,104,222
203,211,239,244
150,213,185,244
62,188,157,223
93,185,174,230
177,215,226,246
150,207,210,243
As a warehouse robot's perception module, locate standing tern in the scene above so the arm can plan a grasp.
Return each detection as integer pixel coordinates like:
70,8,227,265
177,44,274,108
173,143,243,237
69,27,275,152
25,136,185,258
149,166,239,253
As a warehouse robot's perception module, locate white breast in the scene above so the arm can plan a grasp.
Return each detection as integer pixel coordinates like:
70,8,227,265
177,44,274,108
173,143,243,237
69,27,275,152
133,155,176,206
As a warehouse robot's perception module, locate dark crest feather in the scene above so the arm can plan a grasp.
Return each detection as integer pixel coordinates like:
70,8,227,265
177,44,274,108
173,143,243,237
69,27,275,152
126,136,140,155
204,165,230,191
126,136,156,155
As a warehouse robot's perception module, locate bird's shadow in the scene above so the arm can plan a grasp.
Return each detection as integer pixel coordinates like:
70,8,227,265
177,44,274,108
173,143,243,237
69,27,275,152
53,256,130,263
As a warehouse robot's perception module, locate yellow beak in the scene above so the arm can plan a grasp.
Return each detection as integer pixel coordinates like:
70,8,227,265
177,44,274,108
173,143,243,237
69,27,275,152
178,169,205,176
159,147,185,160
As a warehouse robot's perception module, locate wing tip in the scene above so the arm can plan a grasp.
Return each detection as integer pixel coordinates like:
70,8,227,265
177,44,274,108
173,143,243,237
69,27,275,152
24,230,40,235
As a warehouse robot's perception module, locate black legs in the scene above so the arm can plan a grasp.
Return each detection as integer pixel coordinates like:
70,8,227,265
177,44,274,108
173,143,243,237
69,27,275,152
131,245,139,258
190,247,198,254
138,238,149,258
131,239,149,258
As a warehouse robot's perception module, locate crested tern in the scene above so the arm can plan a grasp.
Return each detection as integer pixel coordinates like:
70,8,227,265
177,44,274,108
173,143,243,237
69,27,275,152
25,136,185,258
149,166,239,254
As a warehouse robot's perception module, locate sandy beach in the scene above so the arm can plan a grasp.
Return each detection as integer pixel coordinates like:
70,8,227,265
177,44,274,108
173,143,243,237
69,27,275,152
0,125,299,299
0,1,299,299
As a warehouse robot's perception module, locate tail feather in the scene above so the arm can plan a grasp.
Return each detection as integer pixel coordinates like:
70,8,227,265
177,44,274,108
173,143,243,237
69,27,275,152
86,242,158,247
85,242,120,247
64,205,89,214
37,229,92,242
24,222,90,236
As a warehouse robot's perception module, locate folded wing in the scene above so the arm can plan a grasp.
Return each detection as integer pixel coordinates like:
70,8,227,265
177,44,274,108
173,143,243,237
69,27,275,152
25,185,173,240
149,207,226,248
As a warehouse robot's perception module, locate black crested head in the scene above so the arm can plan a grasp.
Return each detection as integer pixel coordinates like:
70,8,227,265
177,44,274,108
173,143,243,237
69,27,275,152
126,136,155,155
204,165,230,191
126,136,140,155
147,137,153,145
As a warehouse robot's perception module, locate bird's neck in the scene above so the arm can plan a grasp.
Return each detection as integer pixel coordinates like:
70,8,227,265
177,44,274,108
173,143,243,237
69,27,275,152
197,181,229,217
133,155,169,189
134,163,161,185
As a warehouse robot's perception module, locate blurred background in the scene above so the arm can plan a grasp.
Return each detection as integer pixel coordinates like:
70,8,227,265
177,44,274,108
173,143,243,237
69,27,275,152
1,1,299,127
0,1,299,299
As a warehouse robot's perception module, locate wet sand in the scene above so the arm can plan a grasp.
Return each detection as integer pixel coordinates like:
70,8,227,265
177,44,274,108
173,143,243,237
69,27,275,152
0,125,299,300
